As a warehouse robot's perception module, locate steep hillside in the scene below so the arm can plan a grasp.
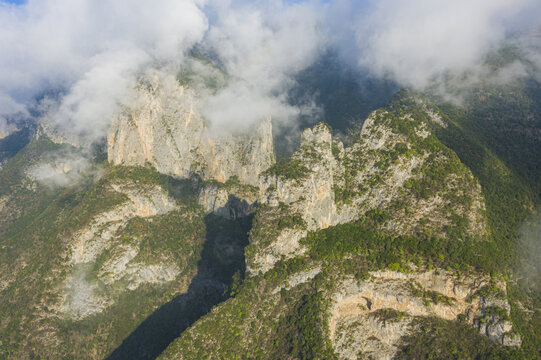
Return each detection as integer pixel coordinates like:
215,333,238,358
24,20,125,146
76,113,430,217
160,97,533,360
0,65,273,359
1,67,540,359
248,105,486,275
108,69,274,187
0,136,71,239
0,126,33,168
0,158,253,359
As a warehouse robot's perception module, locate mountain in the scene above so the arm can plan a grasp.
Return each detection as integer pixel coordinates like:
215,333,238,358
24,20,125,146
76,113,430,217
158,93,531,360
108,70,274,187
0,54,540,360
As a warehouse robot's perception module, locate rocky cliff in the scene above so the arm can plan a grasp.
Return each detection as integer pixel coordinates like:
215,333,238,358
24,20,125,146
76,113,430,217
159,261,521,360
159,97,524,360
331,270,521,359
1,52,540,359
59,182,181,319
247,105,487,274
108,71,275,187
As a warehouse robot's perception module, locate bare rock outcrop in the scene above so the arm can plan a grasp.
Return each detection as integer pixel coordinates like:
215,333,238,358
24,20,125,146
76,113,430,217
108,72,274,187
198,180,258,219
331,270,521,359
248,109,487,274
59,183,181,319
261,123,346,229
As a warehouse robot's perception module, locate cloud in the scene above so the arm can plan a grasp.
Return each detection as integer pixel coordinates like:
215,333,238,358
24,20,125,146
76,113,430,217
42,49,149,145
0,0,209,143
27,149,93,188
200,0,325,133
326,0,541,88
1,0,541,146
0,92,27,117
0,117,17,139
0,0,324,142
520,35,541,82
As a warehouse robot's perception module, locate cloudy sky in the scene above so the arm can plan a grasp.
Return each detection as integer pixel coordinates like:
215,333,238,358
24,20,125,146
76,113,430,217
0,0,540,142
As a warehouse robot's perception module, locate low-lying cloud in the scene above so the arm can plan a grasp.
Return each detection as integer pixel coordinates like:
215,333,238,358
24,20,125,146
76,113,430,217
27,149,95,188
517,207,541,291
326,0,541,88
0,0,540,145
0,0,208,144
0,116,17,139
200,0,324,132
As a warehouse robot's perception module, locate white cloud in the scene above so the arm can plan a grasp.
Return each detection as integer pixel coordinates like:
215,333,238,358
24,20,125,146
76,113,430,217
43,49,149,144
0,0,209,143
27,149,93,188
326,0,541,88
200,0,324,132
0,117,17,139
0,0,541,144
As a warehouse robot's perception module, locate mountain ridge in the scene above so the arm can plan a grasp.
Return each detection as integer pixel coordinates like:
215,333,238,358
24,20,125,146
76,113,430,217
0,66,539,359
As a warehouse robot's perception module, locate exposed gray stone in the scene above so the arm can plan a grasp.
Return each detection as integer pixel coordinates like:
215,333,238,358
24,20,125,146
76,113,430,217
108,71,274,187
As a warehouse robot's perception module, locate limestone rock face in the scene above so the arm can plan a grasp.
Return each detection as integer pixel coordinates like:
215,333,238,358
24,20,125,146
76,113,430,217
331,270,521,359
198,182,258,219
36,121,91,149
247,123,349,273
248,110,487,274
475,296,523,347
0,129,9,140
108,72,274,187
59,183,181,319
261,123,347,229
150,99,520,360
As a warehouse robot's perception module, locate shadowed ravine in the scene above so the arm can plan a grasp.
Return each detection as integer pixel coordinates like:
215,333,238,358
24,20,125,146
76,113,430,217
106,213,253,360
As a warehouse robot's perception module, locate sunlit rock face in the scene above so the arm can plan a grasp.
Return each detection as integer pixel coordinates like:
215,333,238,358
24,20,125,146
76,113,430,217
59,183,181,319
330,270,521,360
248,109,487,275
107,72,275,187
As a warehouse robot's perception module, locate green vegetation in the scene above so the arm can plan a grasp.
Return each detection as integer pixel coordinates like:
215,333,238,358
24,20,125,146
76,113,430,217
334,98,479,236
373,308,407,324
204,175,259,199
245,203,306,267
433,105,535,264
476,283,508,300
0,157,253,359
410,283,454,306
0,135,63,195
176,52,228,93
425,85,541,355
166,84,541,359
396,317,525,359
263,157,312,180
0,137,76,247
2,57,541,359
421,76,541,357
507,279,541,359
302,219,499,274
159,257,340,360
108,165,198,206
482,306,510,322
272,289,336,360
116,210,205,265
406,152,468,200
